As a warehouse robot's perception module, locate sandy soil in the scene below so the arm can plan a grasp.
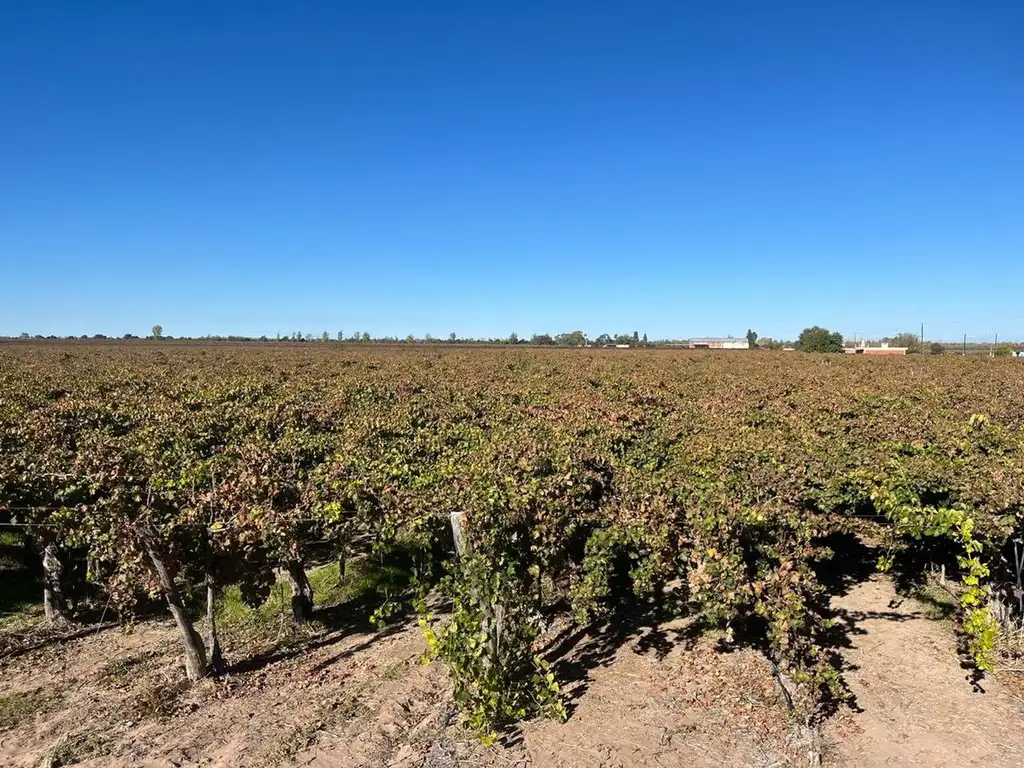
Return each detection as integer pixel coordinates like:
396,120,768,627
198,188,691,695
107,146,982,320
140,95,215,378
1,576,1022,767
0,612,800,767
823,576,1024,767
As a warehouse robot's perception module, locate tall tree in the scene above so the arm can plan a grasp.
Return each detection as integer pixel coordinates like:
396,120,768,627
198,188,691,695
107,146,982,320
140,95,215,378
890,332,921,353
746,329,759,349
796,326,843,353
151,324,163,339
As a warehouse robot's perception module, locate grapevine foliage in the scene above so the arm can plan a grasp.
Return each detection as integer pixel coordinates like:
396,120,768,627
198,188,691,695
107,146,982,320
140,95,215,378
2,345,1023,733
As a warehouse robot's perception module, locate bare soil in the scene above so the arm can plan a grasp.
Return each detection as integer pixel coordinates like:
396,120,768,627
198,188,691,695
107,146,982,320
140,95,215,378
823,576,1024,767
1,576,1022,767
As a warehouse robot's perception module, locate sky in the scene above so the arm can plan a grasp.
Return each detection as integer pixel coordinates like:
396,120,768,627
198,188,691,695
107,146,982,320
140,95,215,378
1,1,1022,342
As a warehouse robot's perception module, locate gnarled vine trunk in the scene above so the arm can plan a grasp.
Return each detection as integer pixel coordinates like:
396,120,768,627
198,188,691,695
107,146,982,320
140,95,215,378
285,560,314,623
206,577,225,674
337,544,348,587
42,542,71,625
139,525,208,681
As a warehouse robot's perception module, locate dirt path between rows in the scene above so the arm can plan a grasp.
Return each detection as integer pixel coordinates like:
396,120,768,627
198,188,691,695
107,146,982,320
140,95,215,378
825,575,1024,766
3,573,1022,767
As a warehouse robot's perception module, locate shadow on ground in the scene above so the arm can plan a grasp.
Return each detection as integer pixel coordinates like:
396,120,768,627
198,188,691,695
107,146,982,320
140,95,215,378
227,587,418,676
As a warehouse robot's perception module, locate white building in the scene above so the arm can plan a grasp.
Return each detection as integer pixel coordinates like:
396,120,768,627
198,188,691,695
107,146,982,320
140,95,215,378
688,337,750,350
844,341,907,356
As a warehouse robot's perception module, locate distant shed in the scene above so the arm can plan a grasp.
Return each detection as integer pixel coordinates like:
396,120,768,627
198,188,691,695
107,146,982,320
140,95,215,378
688,337,750,350
844,342,907,356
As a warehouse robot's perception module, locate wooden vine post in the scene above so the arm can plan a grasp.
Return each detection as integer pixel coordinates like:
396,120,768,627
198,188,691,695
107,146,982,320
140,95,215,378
449,510,467,558
449,511,503,671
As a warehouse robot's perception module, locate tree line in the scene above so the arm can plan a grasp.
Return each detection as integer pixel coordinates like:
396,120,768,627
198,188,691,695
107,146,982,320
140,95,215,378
9,326,994,356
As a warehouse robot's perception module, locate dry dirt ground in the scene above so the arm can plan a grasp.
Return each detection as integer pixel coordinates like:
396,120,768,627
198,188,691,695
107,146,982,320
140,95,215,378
823,576,1024,767
2,577,1022,768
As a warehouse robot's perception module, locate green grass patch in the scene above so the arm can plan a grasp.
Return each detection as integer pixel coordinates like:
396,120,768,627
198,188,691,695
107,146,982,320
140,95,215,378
909,581,958,621
0,688,50,730
0,528,23,551
213,552,419,653
41,730,112,766
95,650,160,685
0,529,44,631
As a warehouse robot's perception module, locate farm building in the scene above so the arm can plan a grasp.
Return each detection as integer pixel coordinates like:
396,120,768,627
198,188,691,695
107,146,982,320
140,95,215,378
844,342,907,356
688,337,750,350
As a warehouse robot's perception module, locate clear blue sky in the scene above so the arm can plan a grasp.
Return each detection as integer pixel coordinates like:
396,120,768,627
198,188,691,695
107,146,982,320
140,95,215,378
2,1,1022,342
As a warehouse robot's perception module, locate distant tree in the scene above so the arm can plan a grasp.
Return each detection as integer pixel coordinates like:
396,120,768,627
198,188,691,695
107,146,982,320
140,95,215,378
553,330,584,347
930,342,945,355
122,333,136,340
321,331,329,343
337,331,343,341
642,333,648,347
596,334,612,347
449,332,457,343
152,324,163,339
19,332,30,339
509,332,518,345
746,329,758,349
531,333,555,346
632,331,639,345
995,345,1013,358
93,334,107,340
362,332,371,343
796,326,843,353
555,330,586,347
891,332,922,354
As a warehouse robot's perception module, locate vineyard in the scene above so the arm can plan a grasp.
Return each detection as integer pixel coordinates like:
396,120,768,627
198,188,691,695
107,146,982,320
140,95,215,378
2,343,1024,765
